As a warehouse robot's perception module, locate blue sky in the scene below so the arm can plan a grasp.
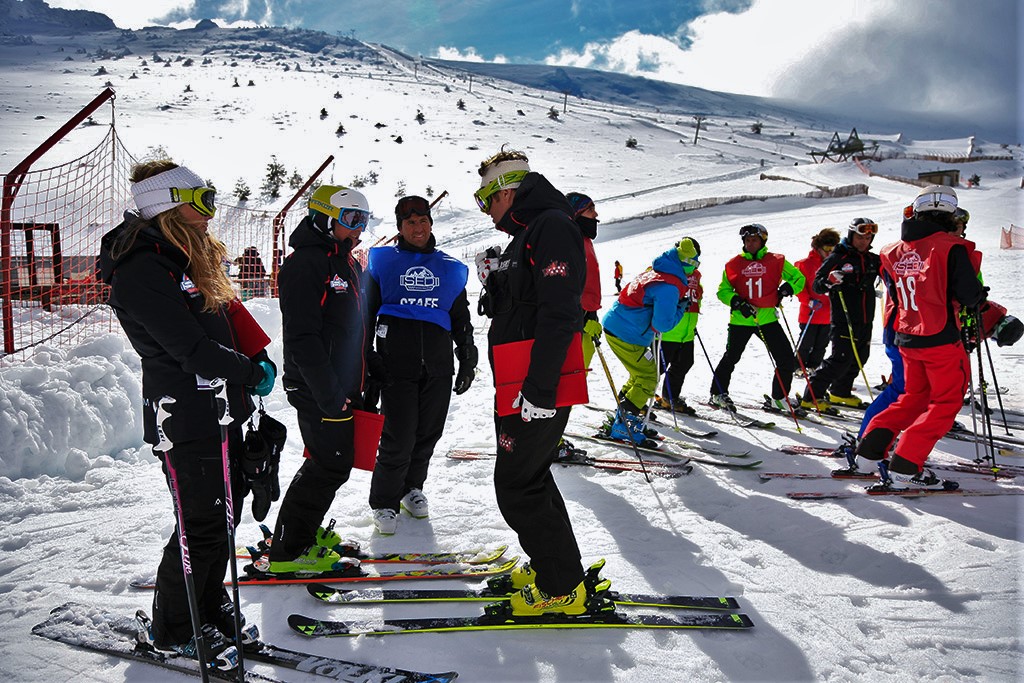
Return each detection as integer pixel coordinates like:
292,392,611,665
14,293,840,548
46,0,1019,138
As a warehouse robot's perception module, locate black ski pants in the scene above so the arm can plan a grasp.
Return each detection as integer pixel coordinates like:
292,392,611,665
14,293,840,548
795,322,831,371
152,428,245,648
269,387,354,561
660,339,694,401
493,406,583,596
804,323,872,400
369,371,452,511
710,321,795,400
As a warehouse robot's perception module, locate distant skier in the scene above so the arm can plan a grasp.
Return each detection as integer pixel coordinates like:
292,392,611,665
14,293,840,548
792,228,840,376
613,260,623,293
708,223,805,414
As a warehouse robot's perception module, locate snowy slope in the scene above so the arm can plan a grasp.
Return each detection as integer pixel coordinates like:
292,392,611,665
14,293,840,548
1,21,1023,683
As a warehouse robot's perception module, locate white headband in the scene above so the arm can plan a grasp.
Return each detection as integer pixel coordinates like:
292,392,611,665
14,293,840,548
131,166,205,220
479,158,530,190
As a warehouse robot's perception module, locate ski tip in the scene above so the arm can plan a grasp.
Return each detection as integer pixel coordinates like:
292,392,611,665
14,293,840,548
287,613,329,637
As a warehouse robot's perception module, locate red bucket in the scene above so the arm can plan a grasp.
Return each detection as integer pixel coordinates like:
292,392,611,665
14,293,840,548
352,409,385,471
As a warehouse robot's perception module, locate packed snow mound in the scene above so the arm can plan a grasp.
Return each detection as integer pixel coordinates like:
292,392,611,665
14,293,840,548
0,334,145,480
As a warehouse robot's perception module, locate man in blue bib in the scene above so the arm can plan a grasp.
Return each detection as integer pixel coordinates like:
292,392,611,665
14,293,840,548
364,195,477,535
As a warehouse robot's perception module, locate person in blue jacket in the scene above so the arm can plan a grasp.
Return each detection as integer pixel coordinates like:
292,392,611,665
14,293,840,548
601,239,697,443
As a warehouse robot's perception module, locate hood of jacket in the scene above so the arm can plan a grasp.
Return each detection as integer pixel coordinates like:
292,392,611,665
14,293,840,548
495,172,573,236
651,247,688,282
99,210,187,284
288,215,355,256
900,215,949,242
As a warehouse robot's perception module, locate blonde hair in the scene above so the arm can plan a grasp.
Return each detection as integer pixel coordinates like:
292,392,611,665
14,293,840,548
478,145,529,177
117,160,235,311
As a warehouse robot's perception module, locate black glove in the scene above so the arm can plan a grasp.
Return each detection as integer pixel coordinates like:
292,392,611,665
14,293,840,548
366,350,391,386
777,282,794,304
453,344,478,395
242,421,274,522
994,315,1023,347
731,296,756,319
256,409,287,501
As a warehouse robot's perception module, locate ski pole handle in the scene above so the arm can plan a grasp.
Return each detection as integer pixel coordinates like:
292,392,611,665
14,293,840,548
211,377,231,426
155,396,176,453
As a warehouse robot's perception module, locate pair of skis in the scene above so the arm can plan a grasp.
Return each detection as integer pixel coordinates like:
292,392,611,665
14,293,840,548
33,602,458,682
290,563,753,636
447,447,694,478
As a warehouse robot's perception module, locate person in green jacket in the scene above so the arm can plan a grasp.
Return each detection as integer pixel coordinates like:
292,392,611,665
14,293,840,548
709,224,806,414
655,239,703,416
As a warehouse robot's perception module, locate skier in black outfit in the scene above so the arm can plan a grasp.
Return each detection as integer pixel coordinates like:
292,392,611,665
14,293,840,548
799,218,882,411
473,148,596,616
99,160,275,670
364,195,477,535
267,185,374,574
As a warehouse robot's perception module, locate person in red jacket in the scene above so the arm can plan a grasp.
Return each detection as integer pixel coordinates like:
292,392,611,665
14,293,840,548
856,186,986,489
613,260,623,293
792,228,840,376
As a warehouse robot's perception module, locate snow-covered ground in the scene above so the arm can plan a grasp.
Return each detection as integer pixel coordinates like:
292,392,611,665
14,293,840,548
1,20,1023,683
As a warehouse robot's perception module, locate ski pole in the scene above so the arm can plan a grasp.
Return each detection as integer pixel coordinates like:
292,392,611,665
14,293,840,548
693,328,743,426
981,330,1012,436
753,318,802,433
643,334,667,427
971,310,1000,470
777,303,824,412
211,379,246,681
656,341,680,432
594,341,652,483
792,305,817,360
963,340,986,468
156,397,211,683
836,289,875,401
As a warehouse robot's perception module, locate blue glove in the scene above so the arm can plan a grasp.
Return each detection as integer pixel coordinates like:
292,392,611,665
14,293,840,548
808,299,823,311
253,360,276,397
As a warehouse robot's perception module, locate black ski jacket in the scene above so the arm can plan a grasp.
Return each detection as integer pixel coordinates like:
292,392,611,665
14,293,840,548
480,172,585,408
99,212,263,445
278,216,366,418
886,216,986,349
365,234,476,379
812,239,881,327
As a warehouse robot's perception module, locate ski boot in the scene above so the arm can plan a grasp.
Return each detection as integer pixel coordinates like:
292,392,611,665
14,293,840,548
137,611,239,673
212,601,261,652
555,437,587,462
763,395,807,418
709,393,736,412
827,392,869,409
265,544,347,574
882,454,959,491
607,412,648,445
830,433,873,478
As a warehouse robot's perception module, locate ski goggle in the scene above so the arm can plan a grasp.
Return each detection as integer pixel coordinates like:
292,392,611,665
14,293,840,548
334,208,369,231
821,244,836,253
396,195,431,221
169,187,217,217
474,170,528,213
851,222,878,236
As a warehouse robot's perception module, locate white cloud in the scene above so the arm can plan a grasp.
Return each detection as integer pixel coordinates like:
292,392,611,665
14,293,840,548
45,0,193,29
435,46,507,64
542,0,1015,129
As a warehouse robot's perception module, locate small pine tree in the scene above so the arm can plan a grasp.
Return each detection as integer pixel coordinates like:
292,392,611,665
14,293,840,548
288,169,304,190
336,123,346,136
548,107,559,120
319,107,328,120
456,98,465,110
625,137,638,149
415,110,425,124
260,155,286,198
233,178,251,202
751,122,763,134
395,181,407,198
425,186,434,198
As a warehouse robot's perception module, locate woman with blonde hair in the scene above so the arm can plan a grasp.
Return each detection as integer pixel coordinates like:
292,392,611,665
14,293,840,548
99,160,275,673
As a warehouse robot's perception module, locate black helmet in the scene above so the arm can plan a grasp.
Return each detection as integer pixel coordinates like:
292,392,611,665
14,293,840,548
848,217,878,239
739,223,768,241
